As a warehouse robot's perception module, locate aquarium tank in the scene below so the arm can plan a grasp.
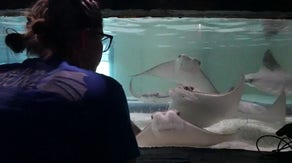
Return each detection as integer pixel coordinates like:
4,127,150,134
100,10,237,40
1,12,292,152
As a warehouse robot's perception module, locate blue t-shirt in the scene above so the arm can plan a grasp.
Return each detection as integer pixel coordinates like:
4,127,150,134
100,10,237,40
0,57,140,163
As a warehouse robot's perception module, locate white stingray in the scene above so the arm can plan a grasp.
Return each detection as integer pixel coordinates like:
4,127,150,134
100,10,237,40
169,78,244,128
238,90,286,124
136,110,235,147
244,49,292,95
131,54,218,94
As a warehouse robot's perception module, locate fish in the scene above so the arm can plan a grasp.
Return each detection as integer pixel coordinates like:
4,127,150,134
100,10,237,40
130,54,218,94
244,49,292,95
168,78,244,128
136,110,235,147
238,90,286,125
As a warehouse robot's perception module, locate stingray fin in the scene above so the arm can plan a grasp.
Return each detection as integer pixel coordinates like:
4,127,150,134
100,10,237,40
136,110,235,147
129,77,170,103
238,90,286,125
131,60,176,80
170,77,244,128
129,77,141,99
265,90,286,123
262,49,281,71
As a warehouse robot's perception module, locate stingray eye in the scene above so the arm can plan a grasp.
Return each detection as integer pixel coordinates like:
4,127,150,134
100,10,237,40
151,115,153,119
177,111,180,116
197,60,201,65
190,86,194,91
178,54,182,58
245,78,254,83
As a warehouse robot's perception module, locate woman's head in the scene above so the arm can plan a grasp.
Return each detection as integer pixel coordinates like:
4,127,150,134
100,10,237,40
5,0,105,71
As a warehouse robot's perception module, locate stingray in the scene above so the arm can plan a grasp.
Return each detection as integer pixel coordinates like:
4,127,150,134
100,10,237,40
168,78,244,128
136,110,235,147
238,90,286,124
244,49,292,95
130,54,218,95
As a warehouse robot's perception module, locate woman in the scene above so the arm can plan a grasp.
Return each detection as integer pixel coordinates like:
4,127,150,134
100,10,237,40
1,0,140,162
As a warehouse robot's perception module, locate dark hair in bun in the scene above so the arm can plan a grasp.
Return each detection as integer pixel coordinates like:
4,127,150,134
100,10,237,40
5,0,102,58
5,32,26,53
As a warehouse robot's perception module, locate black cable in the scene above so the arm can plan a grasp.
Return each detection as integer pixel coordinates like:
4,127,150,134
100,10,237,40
256,134,292,154
5,27,18,34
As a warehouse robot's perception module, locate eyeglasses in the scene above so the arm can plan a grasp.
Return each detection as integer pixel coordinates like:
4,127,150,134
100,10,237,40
98,33,113,52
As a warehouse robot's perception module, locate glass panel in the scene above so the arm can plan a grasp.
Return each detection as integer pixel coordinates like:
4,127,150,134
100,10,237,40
1,14,292,151
102,17,292,150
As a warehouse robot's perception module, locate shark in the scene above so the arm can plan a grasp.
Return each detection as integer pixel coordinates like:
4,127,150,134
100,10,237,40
244,49,292,95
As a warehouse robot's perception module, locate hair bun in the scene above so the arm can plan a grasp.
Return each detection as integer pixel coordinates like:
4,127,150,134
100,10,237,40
5,33,26,53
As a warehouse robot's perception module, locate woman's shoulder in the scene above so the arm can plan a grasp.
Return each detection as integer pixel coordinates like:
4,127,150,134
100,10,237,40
0,58,122,101
0,62,23,71
0,57,57,72
39,61,123,101
58,61,121,86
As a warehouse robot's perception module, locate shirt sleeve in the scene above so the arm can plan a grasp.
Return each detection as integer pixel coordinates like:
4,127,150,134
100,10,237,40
104,80,140,162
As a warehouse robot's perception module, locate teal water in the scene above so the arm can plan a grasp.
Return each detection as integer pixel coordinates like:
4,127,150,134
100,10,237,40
103,17,292,105
0,16,26,64
1,16,292,104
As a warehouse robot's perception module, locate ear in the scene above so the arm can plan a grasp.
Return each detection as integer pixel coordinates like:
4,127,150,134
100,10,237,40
80,30,87,49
